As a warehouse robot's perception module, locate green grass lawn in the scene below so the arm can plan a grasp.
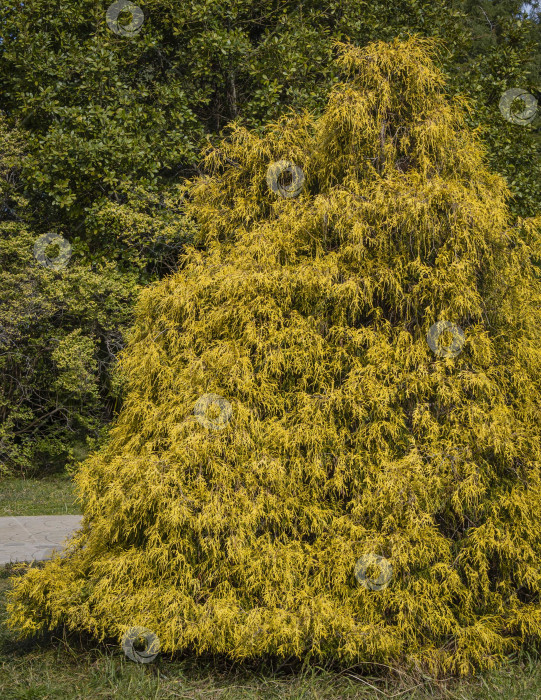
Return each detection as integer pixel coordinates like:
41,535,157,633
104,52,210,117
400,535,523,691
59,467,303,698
0,474,81,516
1,564,541,699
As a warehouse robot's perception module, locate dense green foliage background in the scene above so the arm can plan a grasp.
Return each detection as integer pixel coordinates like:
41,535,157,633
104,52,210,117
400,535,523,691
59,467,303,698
0,0,539,475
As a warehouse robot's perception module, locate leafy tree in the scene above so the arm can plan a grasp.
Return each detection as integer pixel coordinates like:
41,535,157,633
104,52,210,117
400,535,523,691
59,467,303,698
0,114,141,475
0,0,538,258
7,36,541,677
450,0,541,219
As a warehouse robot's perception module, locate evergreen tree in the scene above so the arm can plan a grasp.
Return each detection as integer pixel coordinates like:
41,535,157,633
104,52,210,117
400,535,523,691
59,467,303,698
6,35,541,677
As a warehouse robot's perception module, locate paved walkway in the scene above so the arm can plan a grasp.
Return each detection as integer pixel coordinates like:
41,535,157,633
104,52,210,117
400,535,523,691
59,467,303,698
0,515,82,566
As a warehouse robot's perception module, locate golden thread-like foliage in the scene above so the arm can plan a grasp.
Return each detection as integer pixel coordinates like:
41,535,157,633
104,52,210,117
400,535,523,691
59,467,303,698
6,34,541,678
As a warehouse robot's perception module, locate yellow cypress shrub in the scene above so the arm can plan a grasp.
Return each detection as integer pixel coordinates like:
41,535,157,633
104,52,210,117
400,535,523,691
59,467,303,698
6,34,541,678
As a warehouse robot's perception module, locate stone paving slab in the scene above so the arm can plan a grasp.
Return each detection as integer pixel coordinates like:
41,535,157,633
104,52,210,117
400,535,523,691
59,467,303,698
0,515,83,565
